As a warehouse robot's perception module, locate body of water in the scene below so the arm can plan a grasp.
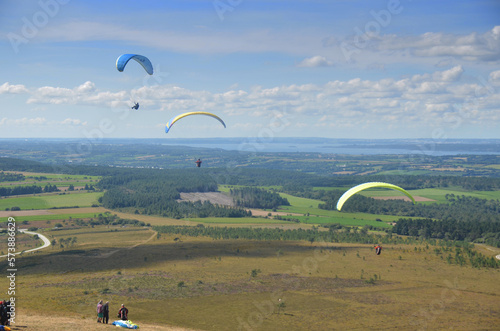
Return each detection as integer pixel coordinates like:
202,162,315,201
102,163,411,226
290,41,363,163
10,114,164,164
160,139,500,156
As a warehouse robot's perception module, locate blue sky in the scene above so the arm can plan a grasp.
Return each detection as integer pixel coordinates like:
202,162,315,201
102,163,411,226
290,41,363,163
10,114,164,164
0,0,499,139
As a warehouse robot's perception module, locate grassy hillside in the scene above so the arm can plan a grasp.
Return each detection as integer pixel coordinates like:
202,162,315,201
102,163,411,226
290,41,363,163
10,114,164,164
1,225,498,330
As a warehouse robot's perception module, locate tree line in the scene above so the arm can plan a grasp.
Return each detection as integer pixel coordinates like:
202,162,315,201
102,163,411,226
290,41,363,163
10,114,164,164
230,187,290,209
97,170,250,219
0,183,60,197
0,172,24,182
317,192,500,224
3,157,500,191
393,218,500,247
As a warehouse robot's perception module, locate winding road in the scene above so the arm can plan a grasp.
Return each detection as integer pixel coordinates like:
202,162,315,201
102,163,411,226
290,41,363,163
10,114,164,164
0,229,51,258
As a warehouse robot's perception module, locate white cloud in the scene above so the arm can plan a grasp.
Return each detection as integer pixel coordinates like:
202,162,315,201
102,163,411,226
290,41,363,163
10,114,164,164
297,56,334,67
0,82,28,94
17,66,500,134
341,26,500,63
61,118,87,126
28,81,126,107
0,117,48,126
490,70,500,81
35,21,317,55
433,66,464,82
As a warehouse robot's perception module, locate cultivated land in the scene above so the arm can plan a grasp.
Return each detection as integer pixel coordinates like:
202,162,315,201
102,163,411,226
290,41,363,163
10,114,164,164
1,168,499,330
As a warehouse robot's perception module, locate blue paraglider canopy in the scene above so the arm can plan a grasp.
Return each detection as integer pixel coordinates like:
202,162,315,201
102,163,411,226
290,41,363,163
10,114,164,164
116,54,153,75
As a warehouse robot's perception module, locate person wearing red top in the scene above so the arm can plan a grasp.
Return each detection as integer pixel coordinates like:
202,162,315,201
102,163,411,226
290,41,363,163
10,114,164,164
96,300,103,323
118,304,128,321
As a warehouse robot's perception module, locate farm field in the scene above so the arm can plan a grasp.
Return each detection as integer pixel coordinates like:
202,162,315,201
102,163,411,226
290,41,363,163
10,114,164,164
0,191,103,210
1,167,499,330
357,186,500,203
0,171,100,188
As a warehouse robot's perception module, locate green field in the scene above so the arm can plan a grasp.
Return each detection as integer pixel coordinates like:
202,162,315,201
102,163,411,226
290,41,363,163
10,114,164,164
313,185,500,203
2,212,102,223
186,217,290,224
0,171,100,188
0,192,103,210
357,187,500,203
290,215,392,227
1,172,499,330
274,193,408,226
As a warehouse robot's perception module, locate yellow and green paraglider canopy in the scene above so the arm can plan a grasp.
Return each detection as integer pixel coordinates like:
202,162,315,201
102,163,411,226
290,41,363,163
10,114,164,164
336,182,416,211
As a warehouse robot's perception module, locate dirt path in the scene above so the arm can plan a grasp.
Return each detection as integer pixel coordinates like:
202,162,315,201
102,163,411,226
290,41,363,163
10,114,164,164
476,243,500,260
0,229,51,258
0,210,54,217
92,228,158,259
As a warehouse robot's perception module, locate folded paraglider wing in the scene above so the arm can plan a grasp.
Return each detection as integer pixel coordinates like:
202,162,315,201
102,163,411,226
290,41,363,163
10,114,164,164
116,54,153,75
112,320,139,329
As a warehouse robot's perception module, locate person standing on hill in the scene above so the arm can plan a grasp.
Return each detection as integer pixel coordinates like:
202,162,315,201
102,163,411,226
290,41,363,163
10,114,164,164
118,304,128,321
102,301,109,324
96,300,103,323
0,301,5,326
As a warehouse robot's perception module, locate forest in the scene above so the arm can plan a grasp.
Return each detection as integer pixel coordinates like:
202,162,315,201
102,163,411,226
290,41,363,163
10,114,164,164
0,183,61,197
230,187,290,209
392,218,500,245
97,170,250,218
0,171,24,182
315,191,500,223
1,156,499,247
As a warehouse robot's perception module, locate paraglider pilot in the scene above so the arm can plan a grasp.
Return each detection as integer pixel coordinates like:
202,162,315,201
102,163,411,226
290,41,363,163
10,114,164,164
131,102,139,110
195,159,202,167
118,304,128,320
374,245,382,255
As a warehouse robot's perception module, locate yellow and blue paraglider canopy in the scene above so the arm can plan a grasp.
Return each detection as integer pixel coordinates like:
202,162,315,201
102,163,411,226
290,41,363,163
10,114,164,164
112,320,139,329
116,54,153,75
165,111,226,133
336,182,416,211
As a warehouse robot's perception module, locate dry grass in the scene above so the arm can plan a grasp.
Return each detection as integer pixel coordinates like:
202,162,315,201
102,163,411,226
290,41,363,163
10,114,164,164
14,309,198,330
1,227,499,330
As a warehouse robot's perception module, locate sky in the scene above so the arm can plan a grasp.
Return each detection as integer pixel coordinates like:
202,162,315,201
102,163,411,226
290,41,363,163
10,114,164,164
0,0,499,139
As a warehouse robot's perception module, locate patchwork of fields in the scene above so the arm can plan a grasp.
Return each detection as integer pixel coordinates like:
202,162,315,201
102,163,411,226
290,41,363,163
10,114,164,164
0,171,499,330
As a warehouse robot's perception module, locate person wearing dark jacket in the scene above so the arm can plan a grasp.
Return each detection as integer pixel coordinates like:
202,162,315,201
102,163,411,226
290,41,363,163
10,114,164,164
118,304,128,321
103,301,109,324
